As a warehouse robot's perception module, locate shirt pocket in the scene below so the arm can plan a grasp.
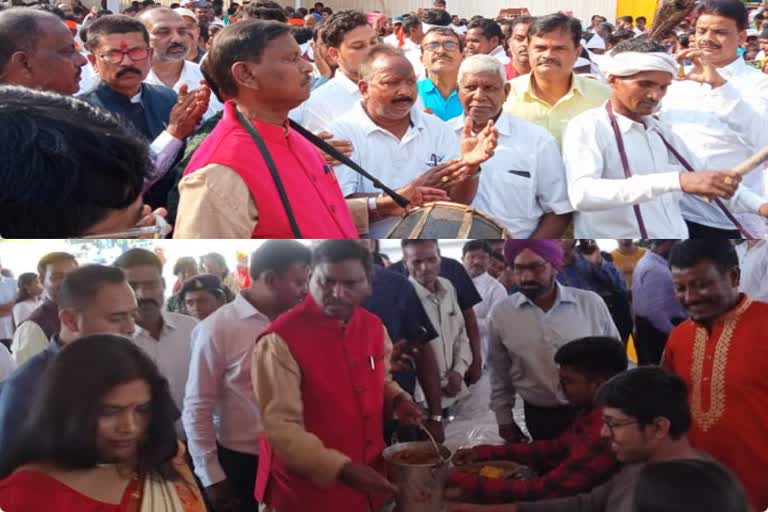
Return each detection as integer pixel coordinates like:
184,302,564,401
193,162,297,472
481,159,535,217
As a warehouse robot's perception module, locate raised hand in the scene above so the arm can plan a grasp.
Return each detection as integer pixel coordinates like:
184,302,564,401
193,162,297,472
675,49,726,88
167,84,208,140
460,118,498,167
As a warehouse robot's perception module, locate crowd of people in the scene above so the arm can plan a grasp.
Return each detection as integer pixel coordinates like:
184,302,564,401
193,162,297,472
0,238,765,512
2,0,768,238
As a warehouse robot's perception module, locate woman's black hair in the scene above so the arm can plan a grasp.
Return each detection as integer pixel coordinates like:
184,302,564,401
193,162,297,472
0,335,181,480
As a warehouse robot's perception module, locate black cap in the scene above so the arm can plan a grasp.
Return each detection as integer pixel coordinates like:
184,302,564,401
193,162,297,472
180,274,225,299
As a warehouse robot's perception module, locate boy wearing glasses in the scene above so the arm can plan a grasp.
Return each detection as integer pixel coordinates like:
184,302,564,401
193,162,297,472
446,367,702,512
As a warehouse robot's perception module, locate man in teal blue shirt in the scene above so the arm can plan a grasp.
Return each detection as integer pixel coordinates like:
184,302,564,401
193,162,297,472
417,27,464,121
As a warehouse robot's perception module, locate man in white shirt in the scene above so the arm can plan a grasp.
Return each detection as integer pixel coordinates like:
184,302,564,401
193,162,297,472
182,241,312,511
659,0,768,238
11,252,78,366
403,240,472,412
301,9,381,133
0,258,16,352
461,240,507,365
329,45,498,237
563,38,768,238
489,240,620,441
140,7,222,119
735,240,768,301
113,249,197,435
465,17,509,65
450,54,572,238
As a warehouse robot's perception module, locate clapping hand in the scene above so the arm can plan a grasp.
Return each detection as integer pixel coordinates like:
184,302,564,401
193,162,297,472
460,118,498,168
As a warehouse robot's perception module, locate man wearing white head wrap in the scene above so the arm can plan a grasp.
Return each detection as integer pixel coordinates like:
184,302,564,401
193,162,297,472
562,38,768,238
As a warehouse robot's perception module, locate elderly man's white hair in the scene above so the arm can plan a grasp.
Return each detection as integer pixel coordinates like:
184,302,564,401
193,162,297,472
457,54,506,84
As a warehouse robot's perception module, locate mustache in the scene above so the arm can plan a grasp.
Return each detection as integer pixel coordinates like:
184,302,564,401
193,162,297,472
138,299,159,308
684,300,714,308
392,96,415,104
116,66,143,78
537,58,560,66
167,43,187,52
698,41,721,49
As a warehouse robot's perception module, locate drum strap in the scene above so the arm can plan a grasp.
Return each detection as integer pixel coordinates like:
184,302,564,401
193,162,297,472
236,109,302,238
605,102,752,239
287,119,410,208
605,102,649,238
408,204,435,238
457,205,474,238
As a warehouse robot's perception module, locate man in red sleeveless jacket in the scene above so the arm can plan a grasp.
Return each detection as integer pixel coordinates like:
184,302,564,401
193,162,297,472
252,240,424,512
174,20,359,239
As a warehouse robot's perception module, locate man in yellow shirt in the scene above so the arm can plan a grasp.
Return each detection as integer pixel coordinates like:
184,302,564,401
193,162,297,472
503,13,610,145
611,240,647,291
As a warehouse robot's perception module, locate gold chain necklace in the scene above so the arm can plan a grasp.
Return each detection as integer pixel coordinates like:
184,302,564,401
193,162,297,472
689,299,751,432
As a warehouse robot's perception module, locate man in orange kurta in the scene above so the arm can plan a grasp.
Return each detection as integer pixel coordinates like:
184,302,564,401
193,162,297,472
662,239,768,512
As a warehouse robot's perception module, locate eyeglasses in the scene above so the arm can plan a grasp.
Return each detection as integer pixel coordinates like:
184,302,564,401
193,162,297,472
602,418,638,435
99,47,150,64
511,262,549,275
422,41,460,52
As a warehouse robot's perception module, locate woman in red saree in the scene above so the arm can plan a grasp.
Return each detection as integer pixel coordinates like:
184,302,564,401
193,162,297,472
0,334,206,512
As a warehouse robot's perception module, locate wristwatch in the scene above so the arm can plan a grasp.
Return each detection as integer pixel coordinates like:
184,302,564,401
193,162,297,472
429,415,444,423
367,195,378,213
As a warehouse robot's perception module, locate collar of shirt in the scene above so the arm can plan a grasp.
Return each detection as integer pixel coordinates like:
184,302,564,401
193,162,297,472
229,292,270,322
698,293,752,328
489,45,509,60
97,80,146,105
353,99,425,138
332,71,362,96
145,60,193,90
409,275,449,303
522,72,583,106
225,101,291,144
419,77,455,97
511,281,577,310
718,56,747,80
643,250,669,269
611,105,663,135
134,309,179,340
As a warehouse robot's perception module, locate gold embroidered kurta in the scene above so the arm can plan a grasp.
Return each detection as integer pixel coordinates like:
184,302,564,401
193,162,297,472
662,296,768,511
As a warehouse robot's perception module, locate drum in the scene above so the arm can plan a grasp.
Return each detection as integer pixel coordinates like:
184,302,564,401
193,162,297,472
385,202,512,239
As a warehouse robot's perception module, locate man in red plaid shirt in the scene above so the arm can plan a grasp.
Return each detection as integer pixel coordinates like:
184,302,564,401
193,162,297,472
448,337,627,504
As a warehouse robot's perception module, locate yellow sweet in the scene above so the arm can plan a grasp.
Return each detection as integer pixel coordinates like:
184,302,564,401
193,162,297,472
478,466,506,479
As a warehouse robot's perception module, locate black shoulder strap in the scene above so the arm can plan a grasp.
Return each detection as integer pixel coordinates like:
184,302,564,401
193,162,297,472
235,109,302,238
288,119,410,209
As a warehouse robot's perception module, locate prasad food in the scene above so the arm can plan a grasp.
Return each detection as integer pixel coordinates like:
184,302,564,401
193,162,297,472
460,462,533,480
390,447,448,465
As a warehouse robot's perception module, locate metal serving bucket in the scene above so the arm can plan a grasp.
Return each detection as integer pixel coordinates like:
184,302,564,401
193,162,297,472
382,441,452,512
